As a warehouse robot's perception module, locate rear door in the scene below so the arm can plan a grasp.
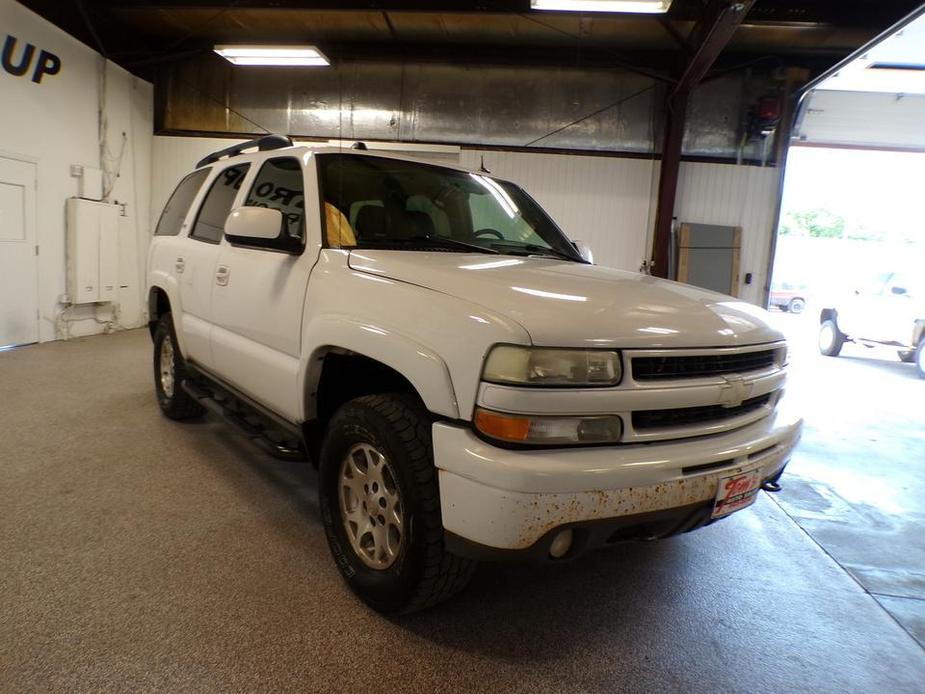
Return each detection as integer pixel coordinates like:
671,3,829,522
209,156,315,421
880,273,920,345
177,162,250,368
838,273,889,340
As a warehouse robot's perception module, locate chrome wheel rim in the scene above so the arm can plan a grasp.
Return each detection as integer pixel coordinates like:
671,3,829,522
159,334,175,398
339,443,404,570
819,323,835,352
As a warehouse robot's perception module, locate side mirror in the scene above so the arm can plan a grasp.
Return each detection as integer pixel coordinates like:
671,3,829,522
572,239,594,264
224,207,301,253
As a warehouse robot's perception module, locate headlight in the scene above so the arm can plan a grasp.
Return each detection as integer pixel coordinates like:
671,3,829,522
474,407,623,445
483,345,622,387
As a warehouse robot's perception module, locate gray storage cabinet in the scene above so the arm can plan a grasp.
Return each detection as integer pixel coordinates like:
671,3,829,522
676,223,741,297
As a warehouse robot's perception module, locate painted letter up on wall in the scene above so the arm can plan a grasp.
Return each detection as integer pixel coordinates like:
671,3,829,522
2,34,61,83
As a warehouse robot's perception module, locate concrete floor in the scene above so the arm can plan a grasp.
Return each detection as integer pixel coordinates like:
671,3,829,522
767,309,925,647
1,329,924,692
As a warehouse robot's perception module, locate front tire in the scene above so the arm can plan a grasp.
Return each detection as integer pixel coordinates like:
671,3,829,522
818,318,845,357
319,394,474,614
153,313,204,420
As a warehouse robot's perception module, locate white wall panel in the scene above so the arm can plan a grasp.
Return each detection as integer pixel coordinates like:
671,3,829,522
675,161,779,305
0,0,154,341
461,150,657,273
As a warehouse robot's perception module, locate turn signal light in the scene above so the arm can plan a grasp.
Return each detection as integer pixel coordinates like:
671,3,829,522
474,408,623,445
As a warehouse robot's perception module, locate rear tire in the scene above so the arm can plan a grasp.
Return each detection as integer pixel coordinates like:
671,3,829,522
788,297,806,314
319,393,475,614
153,313,204,420
818,318,845,357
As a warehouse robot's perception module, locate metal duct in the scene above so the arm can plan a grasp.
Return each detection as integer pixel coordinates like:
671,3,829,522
160,56,772,160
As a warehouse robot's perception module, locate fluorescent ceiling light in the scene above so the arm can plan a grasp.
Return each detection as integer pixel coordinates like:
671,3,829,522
214,45,329,67
531,0,672,13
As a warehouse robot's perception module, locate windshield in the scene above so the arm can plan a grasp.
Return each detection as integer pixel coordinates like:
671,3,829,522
318,153,583,261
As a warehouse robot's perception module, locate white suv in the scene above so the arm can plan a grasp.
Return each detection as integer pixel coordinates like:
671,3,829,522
147,136,802,613
818,271,925,378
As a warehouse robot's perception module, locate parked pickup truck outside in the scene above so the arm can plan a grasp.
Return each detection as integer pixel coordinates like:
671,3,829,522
147,136,803,613
818,270,925,378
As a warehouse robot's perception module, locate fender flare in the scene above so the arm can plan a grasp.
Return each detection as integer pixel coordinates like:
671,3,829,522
147,273,186,355
300,316,459,420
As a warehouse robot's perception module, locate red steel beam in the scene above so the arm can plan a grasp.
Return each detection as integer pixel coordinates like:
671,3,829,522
650,0,755,279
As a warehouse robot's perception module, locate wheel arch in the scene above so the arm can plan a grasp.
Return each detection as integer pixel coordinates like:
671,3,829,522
147,283,189,357
819,308,837,324
300,317,460,425
913,319,925,347
147,286,171,338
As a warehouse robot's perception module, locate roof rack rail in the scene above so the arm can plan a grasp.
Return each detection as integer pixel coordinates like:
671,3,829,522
195,134,293,170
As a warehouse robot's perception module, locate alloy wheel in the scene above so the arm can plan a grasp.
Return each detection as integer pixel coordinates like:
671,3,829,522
339,443,404,570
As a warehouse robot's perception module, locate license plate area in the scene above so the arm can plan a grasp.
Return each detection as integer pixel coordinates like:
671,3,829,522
712,466,764,519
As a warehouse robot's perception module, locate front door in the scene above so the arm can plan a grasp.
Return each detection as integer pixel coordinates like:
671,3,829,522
0,156,38,347
210,156,312,422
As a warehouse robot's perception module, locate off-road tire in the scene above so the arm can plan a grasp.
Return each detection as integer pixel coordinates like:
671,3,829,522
818,318,846,357
319,393,475,614
153,313,205,420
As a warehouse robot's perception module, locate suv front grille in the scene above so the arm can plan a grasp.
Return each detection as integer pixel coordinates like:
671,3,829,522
632,393,772,431
632,349,777,381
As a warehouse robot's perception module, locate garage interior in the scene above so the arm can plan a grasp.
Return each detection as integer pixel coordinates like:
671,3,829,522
2,0,924,691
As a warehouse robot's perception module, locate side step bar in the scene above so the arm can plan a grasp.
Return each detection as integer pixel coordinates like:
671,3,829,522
181,379,309,463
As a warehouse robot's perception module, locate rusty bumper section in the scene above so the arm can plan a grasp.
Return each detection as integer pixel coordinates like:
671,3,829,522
445,467,785,563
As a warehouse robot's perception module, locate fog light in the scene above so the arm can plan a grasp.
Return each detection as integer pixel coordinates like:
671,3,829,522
549,528,574,559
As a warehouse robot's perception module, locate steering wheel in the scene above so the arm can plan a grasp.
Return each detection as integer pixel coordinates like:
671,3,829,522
474,228,504,240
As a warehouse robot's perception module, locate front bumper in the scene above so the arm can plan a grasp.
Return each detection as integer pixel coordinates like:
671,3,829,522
433,402,802,557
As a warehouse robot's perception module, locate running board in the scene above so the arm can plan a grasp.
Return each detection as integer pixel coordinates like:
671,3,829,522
181,379,309,463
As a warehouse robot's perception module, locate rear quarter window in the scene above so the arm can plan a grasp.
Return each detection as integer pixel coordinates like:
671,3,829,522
154,169,209,236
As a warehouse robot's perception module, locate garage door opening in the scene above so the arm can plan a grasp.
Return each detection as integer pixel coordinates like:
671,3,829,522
770,144,925,369
764,7,925,648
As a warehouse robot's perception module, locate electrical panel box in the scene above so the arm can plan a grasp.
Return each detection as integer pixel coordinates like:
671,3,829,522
66,198,120,304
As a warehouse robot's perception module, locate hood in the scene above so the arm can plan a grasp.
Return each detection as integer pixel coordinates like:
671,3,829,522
347,251,784,349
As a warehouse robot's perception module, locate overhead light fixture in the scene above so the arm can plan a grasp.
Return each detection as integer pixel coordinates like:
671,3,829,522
214,45,330,67
531,0,672,13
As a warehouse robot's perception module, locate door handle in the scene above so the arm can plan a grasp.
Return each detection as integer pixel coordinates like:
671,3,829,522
175,257,185,274
215,265,230,286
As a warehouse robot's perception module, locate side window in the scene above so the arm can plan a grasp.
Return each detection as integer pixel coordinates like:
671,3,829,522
889,274,911,297
244,157,305,239
154,169,209,236
190,163,250,244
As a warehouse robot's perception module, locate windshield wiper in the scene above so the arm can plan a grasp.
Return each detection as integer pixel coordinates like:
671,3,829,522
383,236,501,254
487,242,578,262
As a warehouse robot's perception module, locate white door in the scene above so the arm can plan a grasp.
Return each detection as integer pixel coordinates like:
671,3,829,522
0,156,38,347
177,161,251,368
210,156,311,421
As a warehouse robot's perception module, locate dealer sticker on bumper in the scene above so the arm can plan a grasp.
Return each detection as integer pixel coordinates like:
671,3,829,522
712,467,764,519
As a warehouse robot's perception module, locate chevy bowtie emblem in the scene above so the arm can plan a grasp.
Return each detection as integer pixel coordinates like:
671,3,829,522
719,375,753,408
